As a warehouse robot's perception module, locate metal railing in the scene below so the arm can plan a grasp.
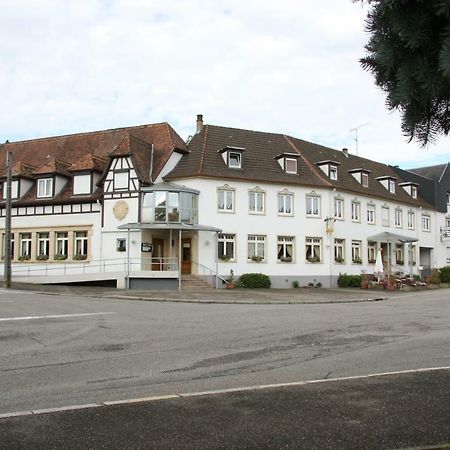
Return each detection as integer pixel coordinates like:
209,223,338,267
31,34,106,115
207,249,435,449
191,260,228,287
9,257,179,278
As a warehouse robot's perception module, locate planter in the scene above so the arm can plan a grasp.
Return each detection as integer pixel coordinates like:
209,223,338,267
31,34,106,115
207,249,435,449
386,284,397,291
226,283,235,289
360,281,369,289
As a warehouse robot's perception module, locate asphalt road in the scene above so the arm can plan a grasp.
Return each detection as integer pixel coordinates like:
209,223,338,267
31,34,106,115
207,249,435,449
1,287,449,415
1,370,449,449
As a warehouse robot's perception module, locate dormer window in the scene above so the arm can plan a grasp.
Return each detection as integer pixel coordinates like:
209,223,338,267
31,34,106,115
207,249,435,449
2,180,19,199
275,153,299,174
316,160,340,180
376,176,397,194
114,171,129,190
348,168,371,187
37,178,53,198
228,152,241,168
399,182,418,199
73,174,92,195
219,146,245,169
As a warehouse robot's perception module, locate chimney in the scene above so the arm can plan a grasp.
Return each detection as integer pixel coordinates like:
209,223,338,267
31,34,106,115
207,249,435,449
342,148,349,157
196,114,204,134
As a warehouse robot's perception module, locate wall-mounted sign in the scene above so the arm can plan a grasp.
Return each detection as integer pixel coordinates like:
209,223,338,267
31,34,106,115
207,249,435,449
141,242,153,252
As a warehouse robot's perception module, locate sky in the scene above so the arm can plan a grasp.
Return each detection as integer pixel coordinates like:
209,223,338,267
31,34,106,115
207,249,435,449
1,0,448,169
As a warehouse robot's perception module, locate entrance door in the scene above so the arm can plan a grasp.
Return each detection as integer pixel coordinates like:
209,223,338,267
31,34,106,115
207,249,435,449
152,239,164,271
181,239,191,274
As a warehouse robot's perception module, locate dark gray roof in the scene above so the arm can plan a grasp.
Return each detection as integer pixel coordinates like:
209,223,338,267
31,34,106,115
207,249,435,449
409,163,448,181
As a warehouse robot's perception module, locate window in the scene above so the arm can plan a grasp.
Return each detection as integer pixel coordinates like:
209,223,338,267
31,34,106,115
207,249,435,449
361,173,369,188
305,237,321,263
3,180,18,199
388,179,395,193
248,235,266,262
2,232,15,260
218,234,236,261
19,233,32,259
334,238,345,263
217,188,234,213
277,236,294,262
395,244,404,265
351,201,361,222
408,211,416,230
329,165,338,180
278,192,293,216
37,178,53,198
285,158,297,174
411,186,417,199
116,238,127,252
228,152,241,168
37,232,49,259
334,198,344,220
74,231,88,258
55,232,68,258
306,195,320,217
73,174,91,195
367,204,376,224
395,209,402,228
351,240,362,263
422,214,431,232
408,245,417,265
381,206,390,227
249,190,265,214
368,242,376,263
114,171,129,190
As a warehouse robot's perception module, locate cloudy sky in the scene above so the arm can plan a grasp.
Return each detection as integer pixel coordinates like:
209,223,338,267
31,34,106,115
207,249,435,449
1,0,448,168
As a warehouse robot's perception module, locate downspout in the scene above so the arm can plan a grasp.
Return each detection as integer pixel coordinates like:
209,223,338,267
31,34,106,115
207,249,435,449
149,144,154,184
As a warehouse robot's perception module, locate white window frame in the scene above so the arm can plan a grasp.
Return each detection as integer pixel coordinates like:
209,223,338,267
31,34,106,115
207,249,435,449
329,165,338,180
217,188,235,213
368,241,376,263
388,179,396,193
422,214,431,232
249,190,265,215
305,237,322,263
74,231,88,257
381,206,390,227
228,152,241,169
411,186,417,199
19,233,32,258
334,198,344,220
116,238,127,252
351,240,362,263
37,178,53,198
3,180,19,199
278,193,293,216
408,211,416,230
361,172,369,188
395,244,404,265
306,195,320,217
113,171,129,191
218,234,236,261
334,238,345,263
55,232,68,258
367,204,376,224
277,236,294,263
284,158,297,174
395,209,403,228
351,201,361,222
248,235,266,262
37,232,50,258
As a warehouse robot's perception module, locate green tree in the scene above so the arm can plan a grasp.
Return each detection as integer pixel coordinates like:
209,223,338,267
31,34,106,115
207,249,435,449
357,0,450,146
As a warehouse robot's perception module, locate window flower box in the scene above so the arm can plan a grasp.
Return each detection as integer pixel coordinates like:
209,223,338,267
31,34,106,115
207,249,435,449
250,256,264,262
335,256,344,263
307,256,321,263
54,254,68,261
352,258,362,264
279,256,292,263
73,254,87,261
18,255,31,262
36,254,49,261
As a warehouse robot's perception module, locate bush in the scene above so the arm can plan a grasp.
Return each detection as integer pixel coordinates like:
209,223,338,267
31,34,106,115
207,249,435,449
338,273,362,288
237,273,271,289
429,268,440,284
439,266,450,283
292,280,300,288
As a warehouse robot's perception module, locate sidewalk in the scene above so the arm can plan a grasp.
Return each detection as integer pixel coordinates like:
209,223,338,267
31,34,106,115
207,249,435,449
5,282,404,304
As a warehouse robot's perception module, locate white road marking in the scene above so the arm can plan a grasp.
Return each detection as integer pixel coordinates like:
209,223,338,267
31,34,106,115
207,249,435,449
0,365,449,419
0,312,114,322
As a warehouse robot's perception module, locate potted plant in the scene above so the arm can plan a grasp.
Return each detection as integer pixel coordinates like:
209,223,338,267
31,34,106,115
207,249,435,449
219,255,231,262
73,253,87,261
335,256,344,263
54,253,68,261
352,257,362,264
280,256,292,263
18,254,31,262
250,255,263,262
307,256,320,263
226,269,235,289
36,254,49,261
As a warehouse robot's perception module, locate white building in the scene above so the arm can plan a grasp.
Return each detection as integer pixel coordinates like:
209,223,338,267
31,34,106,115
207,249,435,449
0,115,448,288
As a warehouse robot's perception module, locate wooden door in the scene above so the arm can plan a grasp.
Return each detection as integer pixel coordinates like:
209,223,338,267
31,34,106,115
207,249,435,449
181,239,191,274
152,239,164,271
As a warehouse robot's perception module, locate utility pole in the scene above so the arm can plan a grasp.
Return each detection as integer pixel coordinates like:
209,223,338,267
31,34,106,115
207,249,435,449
3,144,12,288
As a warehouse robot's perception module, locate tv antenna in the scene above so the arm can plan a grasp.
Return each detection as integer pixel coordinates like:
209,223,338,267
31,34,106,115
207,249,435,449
350,122,369,156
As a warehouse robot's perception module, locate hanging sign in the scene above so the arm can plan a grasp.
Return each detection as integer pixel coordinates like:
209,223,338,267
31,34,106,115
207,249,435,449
141,243,153,252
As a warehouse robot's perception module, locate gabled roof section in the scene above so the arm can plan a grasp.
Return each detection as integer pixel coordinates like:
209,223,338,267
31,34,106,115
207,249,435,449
11,162,36,179
34,158,71,176
70,154,106,172
165,124,328,188
409,163,448,182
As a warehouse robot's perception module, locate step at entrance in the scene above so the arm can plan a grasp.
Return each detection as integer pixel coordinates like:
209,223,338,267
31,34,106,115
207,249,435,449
181,275,214,290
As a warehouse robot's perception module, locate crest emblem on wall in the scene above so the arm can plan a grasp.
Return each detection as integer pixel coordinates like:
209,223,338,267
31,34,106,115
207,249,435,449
113,200,129,221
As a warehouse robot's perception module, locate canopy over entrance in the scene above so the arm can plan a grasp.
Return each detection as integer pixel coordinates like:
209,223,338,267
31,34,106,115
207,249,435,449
118,223,221,232
367,232,418,243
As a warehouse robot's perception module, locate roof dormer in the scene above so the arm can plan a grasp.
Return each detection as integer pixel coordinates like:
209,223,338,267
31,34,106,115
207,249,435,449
376,175,397,194
316,160,340,180
348,168,371,188
399,181,419,199
218,146,245,169
275,153,300,174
